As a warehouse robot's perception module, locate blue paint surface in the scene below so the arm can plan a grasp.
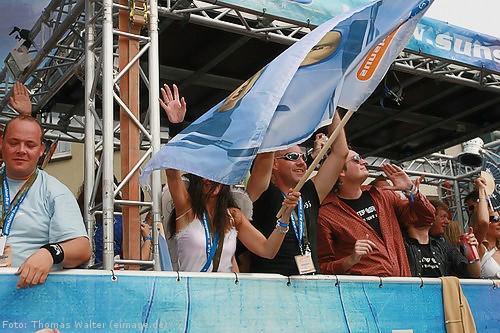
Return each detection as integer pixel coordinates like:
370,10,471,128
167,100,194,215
0,271,498,332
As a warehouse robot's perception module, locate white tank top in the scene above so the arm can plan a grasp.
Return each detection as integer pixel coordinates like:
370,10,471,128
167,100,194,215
480,246,500,279
175,216,237,272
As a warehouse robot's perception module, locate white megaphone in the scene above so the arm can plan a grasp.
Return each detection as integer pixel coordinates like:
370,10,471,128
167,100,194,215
457,137,484,167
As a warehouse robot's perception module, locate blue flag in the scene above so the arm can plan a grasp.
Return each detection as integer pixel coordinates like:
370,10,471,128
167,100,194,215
339,0,432,110
140,0,434,185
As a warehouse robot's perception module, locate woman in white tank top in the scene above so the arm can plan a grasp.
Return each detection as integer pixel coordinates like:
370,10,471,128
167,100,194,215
479,213,500,279
160,84,299,273
472,177,500,278
166,170,299,273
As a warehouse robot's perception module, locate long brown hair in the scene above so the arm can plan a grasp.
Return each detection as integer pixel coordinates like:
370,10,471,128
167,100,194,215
168,174,238,239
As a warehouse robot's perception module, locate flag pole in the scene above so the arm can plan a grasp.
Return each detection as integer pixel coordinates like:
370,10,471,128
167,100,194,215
276,110,354,219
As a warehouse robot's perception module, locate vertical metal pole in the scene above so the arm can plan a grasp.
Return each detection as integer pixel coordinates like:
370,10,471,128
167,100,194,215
148,0,162,271
102,0,116,270
84,0,97,266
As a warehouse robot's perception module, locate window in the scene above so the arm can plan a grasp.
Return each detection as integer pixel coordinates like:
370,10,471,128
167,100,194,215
51,140,72,160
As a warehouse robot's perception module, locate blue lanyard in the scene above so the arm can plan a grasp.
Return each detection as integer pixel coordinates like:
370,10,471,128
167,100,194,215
1,169,38,236
282,193,305,251
200,211,220,272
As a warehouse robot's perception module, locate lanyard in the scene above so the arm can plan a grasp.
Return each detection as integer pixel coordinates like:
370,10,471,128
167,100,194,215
0,168,39,236
283,194,308,254
200,211,220,272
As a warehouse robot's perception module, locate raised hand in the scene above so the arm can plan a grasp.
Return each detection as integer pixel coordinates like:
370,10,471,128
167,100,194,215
310,133,328,160
159,83,186,124
9,82,32,116
380,163,413,192
474,176,487,191
466,227,479,248
414,174,425,188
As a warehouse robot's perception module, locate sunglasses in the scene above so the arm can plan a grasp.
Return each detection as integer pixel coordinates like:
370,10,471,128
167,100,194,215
490,215,500,223
348,154,363,164
276,152,307,162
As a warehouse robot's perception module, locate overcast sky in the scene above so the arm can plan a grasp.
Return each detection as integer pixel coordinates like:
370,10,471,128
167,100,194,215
425,0,500,38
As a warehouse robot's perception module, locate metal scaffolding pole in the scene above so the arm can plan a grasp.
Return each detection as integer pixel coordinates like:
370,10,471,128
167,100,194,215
95,0,162,270
84,0,97,267
101,0,116,270
147,0,162,271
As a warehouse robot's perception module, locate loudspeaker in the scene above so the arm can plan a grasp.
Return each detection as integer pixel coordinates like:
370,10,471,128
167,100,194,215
457,138,483,167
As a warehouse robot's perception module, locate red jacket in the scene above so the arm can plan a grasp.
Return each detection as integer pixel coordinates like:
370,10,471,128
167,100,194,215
317,186,435,277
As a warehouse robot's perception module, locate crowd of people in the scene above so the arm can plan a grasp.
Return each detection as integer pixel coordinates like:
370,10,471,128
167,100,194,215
0,82,498,293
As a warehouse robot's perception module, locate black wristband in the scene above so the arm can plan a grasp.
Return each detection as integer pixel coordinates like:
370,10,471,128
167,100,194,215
40,243,65,264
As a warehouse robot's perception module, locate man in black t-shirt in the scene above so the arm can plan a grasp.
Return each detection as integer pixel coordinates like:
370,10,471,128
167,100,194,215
241,112,348,276
403,217,480,278
251,180,321,275
340,191,382,238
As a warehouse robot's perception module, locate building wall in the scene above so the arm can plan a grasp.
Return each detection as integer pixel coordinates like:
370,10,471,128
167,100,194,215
44,142,84,195
44,143,123,196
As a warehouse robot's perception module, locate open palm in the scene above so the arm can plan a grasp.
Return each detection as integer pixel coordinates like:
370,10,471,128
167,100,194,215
159,83,186,124
9,82,32,116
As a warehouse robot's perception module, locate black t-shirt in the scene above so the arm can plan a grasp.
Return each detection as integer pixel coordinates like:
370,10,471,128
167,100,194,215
419,243,442,277
249,180,320,276
340,191,383,239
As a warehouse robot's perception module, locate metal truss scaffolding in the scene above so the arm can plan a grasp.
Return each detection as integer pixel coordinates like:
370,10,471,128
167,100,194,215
2,0,499,137
367,138,500,227
17,0,167,270
0,0,87,138
96,0,162,270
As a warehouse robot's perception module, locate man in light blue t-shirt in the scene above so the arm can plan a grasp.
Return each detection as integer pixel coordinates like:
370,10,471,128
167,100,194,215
0,116,90,288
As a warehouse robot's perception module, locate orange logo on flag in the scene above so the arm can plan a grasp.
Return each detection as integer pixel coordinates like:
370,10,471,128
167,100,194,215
356,25,401,81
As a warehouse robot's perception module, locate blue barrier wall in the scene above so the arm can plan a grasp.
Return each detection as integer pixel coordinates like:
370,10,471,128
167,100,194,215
0,270,498,332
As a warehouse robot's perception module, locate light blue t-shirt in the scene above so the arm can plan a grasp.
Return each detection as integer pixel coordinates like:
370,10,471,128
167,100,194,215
3,169,88,267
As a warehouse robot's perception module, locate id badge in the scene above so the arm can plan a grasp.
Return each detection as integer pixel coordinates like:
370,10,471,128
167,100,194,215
0,235,6,256
294,252,316,275
0,244,12,267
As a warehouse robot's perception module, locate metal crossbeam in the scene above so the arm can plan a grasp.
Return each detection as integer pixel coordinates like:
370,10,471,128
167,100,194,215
394,51,500,93
2,0,498,141
0,0,87,116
